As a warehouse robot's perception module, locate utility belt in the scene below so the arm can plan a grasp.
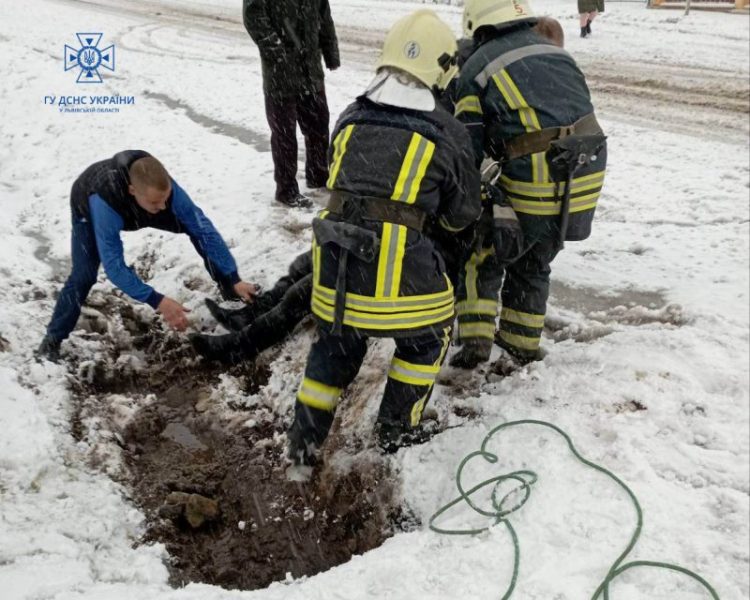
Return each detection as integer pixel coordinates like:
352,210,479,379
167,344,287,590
489,113,603,162
327,190,426,233
317,191,429,335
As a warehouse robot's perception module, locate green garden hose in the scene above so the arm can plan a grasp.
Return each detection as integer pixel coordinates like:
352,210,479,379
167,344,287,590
428,419,720,599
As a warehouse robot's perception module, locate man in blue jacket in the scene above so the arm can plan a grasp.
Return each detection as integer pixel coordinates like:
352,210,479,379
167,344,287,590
36,150,258,362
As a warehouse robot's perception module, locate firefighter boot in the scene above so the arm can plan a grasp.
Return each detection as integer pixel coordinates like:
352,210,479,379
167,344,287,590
449,337,493,369
189,330,258,365
376,419,439,454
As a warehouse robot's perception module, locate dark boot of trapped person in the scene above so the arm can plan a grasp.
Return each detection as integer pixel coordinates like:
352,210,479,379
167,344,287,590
449,338,493,369
191,273,313,364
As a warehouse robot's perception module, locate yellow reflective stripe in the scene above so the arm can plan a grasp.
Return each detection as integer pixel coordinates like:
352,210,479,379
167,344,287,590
389,358,440,387
392,133,435,204
407,140,435,204
313,282,454,310
392,134,421,201
389,225,408,296
410,327,451,426
458,321,496,340
510,192,600,216
498,330,540,351
297,377,342,411
327,124,354,188
494,70,547,184
465,248,494,304
456,299,498,317
455,95,483,117
500,307,545,328
501,171,605,196
375,223,408,298
375,222,394,297
312,299,455,330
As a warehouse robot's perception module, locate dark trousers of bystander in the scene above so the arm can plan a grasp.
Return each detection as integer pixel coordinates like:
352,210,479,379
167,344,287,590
264,88,331,202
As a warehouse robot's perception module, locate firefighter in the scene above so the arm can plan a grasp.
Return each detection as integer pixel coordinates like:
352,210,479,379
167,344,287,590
287,10,481,467
451,0,607,368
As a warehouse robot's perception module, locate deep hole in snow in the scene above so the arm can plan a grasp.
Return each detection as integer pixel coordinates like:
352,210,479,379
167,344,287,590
66,295,411,591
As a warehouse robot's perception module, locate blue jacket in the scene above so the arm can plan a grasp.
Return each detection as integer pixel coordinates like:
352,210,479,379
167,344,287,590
88,179,239,308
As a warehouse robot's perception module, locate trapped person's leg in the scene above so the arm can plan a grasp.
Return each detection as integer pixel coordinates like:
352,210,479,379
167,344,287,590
204,251,313,332
264,93,300,203
297,88,331,188
39,216,100,359
289,326,368,464
377,327,451,452
192,273,313,363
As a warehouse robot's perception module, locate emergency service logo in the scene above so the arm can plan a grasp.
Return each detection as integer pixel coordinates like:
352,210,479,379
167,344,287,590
64,33,115,83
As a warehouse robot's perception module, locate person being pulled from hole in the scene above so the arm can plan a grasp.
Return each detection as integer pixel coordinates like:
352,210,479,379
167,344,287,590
285,9,481,467
36,151,259,363
450,0,607,370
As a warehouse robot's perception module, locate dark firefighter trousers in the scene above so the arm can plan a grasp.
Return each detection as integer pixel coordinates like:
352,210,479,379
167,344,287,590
456,235,560,361
293,325,451,447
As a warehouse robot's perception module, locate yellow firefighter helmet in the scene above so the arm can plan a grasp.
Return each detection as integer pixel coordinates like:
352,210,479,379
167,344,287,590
376,9,459,91
463,0,536,38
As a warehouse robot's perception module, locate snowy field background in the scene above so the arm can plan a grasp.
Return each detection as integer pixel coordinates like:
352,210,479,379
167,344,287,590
0,0,748,598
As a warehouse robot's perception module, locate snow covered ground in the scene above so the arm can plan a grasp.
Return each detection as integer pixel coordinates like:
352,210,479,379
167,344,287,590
0,0,748,598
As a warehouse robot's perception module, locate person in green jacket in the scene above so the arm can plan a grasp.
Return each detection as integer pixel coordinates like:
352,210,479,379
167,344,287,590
243,0,340,208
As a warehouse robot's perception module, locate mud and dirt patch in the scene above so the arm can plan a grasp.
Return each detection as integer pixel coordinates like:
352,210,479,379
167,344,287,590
65,294,406,591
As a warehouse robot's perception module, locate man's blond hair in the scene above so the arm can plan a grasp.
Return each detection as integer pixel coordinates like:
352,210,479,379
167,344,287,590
129,156,170,191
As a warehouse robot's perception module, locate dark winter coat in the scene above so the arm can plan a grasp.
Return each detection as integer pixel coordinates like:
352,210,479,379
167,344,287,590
578,0,605,13
242,0,340,99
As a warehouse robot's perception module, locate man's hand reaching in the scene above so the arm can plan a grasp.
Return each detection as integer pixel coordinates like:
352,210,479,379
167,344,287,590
233,281,261,302
157,296,191,331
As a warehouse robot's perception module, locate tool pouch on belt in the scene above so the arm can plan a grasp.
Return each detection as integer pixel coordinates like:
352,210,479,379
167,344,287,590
487,184,524,266
546,133,607,249
312,217,381,334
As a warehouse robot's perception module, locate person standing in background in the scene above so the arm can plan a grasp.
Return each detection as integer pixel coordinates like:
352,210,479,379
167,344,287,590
578,0,604,38
243,0,340,208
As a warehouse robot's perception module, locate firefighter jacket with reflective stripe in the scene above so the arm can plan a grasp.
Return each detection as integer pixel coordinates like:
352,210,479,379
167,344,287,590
312,97,482,338
454,24,607,242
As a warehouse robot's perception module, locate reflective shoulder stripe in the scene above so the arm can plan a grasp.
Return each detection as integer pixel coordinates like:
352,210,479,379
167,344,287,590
475,44,572,89
327,124,355,188
454,95,483,117
392,133,436,204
